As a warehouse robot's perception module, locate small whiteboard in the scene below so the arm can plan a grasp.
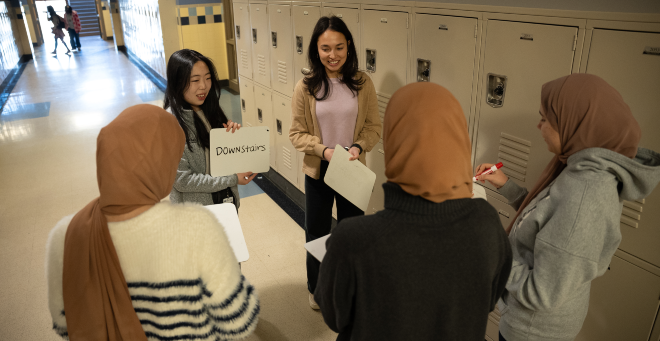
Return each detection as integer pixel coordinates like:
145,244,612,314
472,183,488,201
324,145,376,212
210,126,270,177
205,203,250,262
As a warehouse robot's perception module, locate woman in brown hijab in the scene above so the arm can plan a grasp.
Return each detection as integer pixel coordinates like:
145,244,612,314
46,104,260,341
476,74,660,341
314,83,512,341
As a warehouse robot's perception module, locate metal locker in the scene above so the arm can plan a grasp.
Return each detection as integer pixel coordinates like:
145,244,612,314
268,4,294,96
293,5,320,87
583,29,660,268
414,13,478,125
485,191,514,229
366,142,386,215
473,20,578,196
254,84,276,170
273,92,298,185
233,3,253,79
323,6,361,70
238,77,257,128
362,9,409,98
485,306,502,341
575,255,660,341
249,3,271,88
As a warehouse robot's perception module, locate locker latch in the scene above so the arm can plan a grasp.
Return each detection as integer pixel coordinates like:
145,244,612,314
258,108,263,123
272,31,277,48
366,49,376,73
252,28,257,44
241,99,246,111
277,119,282,135
417,59,431,82
296,36,303,54
486,73,507,108
236,25,240,39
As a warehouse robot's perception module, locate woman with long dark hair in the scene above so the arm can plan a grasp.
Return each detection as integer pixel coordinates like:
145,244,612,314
46,6,70,54
289,16,381,309
165,49,257,207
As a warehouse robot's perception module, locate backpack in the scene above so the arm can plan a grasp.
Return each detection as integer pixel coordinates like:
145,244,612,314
57,15,65,29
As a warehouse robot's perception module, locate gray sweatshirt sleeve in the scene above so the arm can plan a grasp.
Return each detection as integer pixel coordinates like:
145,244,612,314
497,179,528,211
173,147,238,194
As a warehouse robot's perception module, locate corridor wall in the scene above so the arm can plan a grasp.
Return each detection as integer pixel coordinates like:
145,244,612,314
117,0,167,79
0,1,21,84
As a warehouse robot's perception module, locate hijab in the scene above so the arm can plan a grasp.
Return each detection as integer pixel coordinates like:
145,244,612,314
383,82,472,203
507,73,641,233
62,104,185,340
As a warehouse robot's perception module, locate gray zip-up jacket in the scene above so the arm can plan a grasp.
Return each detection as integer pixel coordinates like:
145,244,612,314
496,147,660,341
170,109,240,207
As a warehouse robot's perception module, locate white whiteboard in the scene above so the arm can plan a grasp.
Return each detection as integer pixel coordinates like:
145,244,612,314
209,126,270,177
324,145,376,212
205,203,249,262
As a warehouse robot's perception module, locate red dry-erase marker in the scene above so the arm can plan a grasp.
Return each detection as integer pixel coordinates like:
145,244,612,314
473,162,503,182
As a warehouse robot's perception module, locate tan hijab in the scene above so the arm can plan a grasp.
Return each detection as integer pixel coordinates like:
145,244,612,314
384,82,472,203
62,104,185,340
507,74,641,233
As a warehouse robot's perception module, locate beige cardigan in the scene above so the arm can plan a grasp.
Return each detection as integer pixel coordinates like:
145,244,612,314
289,71,382,180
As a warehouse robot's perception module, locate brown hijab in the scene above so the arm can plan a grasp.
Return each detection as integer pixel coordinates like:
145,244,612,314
62,104,185,340
507,74,641,233
384,82,472,203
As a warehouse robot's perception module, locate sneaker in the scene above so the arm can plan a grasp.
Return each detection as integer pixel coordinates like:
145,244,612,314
51,51,56,54
308,293,320,310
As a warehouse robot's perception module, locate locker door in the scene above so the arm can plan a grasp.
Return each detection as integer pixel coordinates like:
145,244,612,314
584,29,660,268
366,142,386,214
249,4,271,88
293,5,321,87
273,93,298,185
269,4,294,96
239,77,257,128
233,3,253,79
323,7,361,69
414,14,478,124
485,192,514,229
254,85,276,170
575,255,660,341
474,21,577,194
362,10,409,97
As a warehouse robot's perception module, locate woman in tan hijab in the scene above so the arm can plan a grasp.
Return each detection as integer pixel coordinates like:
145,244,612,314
46,104,259,340
476,74,660,341
314,82,512,341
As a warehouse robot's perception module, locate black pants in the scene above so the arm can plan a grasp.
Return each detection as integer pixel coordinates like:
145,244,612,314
305,160,363,293
68,28,80,49
499,332,506,341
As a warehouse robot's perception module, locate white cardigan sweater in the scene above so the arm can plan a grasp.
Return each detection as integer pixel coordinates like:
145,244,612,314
46,202,259,340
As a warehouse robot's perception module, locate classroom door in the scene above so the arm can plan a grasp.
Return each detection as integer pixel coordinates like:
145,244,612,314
249,4,271,88
233,3,253,79
293,5,320,87
268,4,294,96
473,20,577,193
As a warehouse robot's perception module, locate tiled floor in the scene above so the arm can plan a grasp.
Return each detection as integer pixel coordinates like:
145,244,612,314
0,37,336,340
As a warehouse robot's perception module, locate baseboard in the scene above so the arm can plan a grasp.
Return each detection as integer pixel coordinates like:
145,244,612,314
0,57,31,114
19,54,33,63
119,47,167,93
218,79,229,88
117,45,126,53
106,36,113,40
32,43,38,47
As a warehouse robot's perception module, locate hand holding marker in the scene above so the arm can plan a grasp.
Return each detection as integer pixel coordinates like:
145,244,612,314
473,162,503,182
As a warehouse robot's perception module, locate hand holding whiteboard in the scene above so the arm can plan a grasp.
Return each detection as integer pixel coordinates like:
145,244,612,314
210,126,270,177
324,145,376,212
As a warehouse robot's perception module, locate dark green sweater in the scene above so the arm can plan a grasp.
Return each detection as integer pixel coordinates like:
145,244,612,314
315,182,512,341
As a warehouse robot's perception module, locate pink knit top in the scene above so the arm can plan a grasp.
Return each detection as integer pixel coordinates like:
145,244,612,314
315,78,359,150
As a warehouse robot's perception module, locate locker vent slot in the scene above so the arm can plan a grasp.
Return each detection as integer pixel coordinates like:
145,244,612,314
376,94,390,142
283,147,292,169
257,54,267,76
240,49,249,70
620,199,644,228
277,61,287,84
497,133,530,182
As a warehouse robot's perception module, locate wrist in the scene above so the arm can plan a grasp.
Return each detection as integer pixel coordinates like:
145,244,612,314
322,147,329,160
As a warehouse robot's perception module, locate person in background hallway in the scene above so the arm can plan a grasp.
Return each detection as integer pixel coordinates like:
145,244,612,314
314,82,512,341
47,6,70,55
289,16,382,310
476,74,660,341
165,49,257,207
45,104,260,340
64,5,81,51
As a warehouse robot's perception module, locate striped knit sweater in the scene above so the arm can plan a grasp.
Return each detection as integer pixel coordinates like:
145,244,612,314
46,202,260,340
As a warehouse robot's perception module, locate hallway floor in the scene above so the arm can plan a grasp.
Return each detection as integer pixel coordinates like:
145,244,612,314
0,37,337,341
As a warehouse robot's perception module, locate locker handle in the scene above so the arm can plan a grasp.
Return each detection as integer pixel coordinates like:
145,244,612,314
272,31,277,48
486,73,507,108
236,25,240,39
276,119,282,135
252,28,257,44
366,49,376,73
296,35,303,54
241,99,246,111
258,108,263,123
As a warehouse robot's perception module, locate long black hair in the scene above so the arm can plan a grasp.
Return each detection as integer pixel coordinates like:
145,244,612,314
46,6,57,21
164,49,228,150
303,16,364,101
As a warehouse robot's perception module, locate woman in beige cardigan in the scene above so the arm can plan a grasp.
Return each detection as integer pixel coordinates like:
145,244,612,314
289,16,381,310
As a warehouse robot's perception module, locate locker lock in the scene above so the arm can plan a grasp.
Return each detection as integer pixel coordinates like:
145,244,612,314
258,108,263,123
296,36,303,54
486,73,507,108
366,49,376,73
276,119,282,135
252,28,257,44
236,25,240,39
272,31,277,48
241,99,246,111
417,59,431,82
